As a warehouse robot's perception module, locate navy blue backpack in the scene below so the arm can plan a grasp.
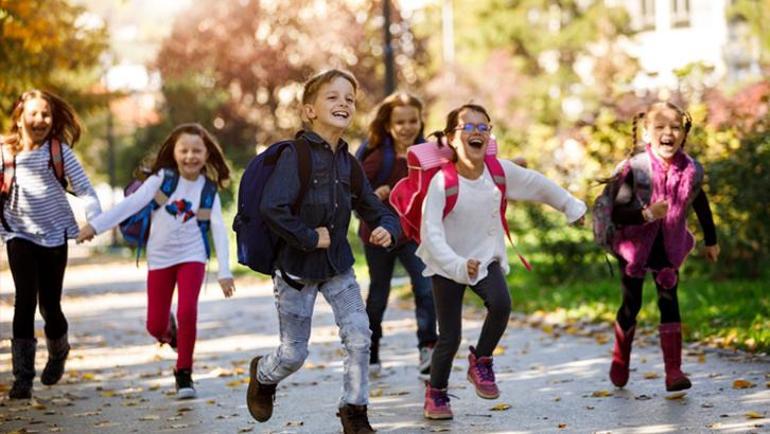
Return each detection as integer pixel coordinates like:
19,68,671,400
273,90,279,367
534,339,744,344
119,168,218,263
233,138,312,275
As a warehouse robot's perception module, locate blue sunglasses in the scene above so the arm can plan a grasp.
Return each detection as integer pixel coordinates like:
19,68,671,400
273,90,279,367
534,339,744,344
455,123,493,133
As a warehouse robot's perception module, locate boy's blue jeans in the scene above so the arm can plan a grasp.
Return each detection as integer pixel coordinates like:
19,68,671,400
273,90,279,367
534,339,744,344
257,268,371,407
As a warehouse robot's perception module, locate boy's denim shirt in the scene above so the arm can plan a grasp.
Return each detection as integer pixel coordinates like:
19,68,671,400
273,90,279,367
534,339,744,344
260,130,401,280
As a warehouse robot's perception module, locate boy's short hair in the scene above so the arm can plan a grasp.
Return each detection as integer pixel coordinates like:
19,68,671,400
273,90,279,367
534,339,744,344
301,69,359,105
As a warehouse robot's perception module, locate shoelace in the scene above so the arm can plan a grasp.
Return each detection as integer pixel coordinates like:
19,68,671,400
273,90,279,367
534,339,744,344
475,361,495,382
430,391,459,406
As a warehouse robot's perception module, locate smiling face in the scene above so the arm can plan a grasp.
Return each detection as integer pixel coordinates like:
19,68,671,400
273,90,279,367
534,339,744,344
645,107,686,162
448,108,491,165
17,97,53,147
387,105,422,149
304,76,356,133
173,133,209,180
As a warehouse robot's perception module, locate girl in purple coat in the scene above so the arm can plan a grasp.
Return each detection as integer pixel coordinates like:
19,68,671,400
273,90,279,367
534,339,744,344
607,101,719,392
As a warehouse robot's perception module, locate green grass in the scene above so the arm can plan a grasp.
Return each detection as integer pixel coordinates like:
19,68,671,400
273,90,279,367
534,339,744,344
499,264,770,353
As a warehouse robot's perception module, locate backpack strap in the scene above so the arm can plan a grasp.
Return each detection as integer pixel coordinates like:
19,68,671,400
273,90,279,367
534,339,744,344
0,145,16,232
132,169,180,264
1,145,15,198
440,157,531,271
48,139,67,189
196,177,218,258
152,169,180,209
374,140,395,187
440,162,459,218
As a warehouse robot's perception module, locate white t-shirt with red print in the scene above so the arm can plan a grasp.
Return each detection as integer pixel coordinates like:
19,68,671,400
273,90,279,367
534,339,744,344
90,170,232,279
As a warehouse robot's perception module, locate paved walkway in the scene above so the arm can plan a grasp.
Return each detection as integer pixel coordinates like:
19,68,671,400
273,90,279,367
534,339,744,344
0,258,768,433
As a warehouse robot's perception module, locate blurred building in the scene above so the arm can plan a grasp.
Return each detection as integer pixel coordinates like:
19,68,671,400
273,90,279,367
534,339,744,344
609,0,761,90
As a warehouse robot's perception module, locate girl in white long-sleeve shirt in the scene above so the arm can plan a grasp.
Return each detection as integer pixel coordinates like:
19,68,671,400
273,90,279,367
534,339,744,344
417,104,586,420
78,123,235,399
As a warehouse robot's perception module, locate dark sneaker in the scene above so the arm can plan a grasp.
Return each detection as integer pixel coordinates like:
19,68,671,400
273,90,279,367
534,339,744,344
337,404,376,433
174,369,196,399
246,356,277,422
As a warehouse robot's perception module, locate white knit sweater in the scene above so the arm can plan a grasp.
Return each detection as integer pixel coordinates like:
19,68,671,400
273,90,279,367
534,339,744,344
416,159,586,285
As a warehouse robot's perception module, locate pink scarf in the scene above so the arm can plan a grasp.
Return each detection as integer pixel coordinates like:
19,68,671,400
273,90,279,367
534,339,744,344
613,145,699,288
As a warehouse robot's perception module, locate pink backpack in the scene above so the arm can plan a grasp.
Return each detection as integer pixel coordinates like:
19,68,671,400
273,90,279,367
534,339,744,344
389,139,531,270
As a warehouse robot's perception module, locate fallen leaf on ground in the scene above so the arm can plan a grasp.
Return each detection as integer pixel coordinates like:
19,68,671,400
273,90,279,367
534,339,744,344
139,415,160,421
733,379,755,389
238,428,253,433
493,345,506,356
370,388,383,397
592,390,612,398
490,403,511,411
745,411,764,419
665,392,687,400
643,372,659,379
558,423,567,429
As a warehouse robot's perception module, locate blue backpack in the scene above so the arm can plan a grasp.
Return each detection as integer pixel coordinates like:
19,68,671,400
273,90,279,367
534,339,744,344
119,168,218,263
233,135,367,276
233,138,312,275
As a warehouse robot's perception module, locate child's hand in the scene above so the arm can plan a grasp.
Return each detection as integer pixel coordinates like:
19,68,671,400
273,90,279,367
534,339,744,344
512,156,528,168
704,244,720,262
644,201,669,221
219,278,235,298
315,227,330,249
76,224,96,244
571,215,585,227
467,259,480,279
369,226,392,247
374,185,391,201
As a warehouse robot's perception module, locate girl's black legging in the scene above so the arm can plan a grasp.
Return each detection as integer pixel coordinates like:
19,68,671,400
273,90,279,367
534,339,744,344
616,258,681,331
7,238,69,340
429,261,511,389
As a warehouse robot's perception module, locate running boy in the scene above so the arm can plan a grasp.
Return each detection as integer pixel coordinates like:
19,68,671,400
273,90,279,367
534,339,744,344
246,69,400,434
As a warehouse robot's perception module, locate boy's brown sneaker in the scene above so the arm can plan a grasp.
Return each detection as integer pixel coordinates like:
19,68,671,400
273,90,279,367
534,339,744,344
246,356,277,422
337,404,376,434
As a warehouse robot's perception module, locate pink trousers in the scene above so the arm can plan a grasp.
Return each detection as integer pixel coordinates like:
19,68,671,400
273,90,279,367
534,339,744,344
146,262,205,370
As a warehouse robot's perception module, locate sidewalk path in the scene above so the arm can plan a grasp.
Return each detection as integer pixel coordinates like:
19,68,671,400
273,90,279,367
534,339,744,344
1,259,768,433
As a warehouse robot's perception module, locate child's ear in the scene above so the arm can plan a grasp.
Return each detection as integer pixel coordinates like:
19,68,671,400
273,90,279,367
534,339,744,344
302,104,316,122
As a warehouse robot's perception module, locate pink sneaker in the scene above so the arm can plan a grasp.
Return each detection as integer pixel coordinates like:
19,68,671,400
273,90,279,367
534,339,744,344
467,346,499,399
424,384,453,420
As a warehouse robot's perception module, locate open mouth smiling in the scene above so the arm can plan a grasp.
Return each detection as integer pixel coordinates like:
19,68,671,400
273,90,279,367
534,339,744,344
332,110,350,120
468,137,484,149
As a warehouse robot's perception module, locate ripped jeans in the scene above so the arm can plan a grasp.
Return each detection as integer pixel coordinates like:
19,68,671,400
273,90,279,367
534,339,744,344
257,268,371,406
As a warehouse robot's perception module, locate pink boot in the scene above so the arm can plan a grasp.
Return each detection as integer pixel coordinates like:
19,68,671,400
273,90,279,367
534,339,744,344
424,384,453,420
467,346,499,399
659,323,692,391
609,322,635,387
